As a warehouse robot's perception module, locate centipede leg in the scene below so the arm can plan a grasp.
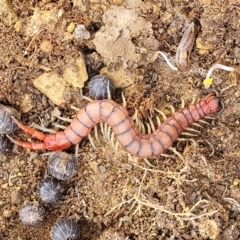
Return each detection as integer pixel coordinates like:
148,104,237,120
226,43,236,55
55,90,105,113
94,126,100,143
88,134,98,150
32,122,58,133
122,92,127,108
56,116,72,123
169,147,185,161
53,123,67,130
181,132,198,137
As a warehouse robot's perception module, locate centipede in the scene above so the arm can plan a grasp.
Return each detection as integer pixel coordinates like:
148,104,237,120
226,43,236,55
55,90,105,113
7,90,224,158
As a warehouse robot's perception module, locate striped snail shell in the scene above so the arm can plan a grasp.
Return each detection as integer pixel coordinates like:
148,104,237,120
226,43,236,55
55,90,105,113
51,218,80,240
88,75,115,100
48,151,78,180
0,104,20,134
37,177,62,204
19,202,45,227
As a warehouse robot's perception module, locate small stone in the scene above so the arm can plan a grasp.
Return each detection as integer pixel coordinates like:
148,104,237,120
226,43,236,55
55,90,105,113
3,209,11,218
33,72,67,106
0,0,18,25
40,40,53,53
11,190,20,204
73,24,90,40
100,65,136,88
67,22,75,33
14,18,24,32
196,36,213,55
1,183,8,188
98,165,106,173
20,93,33,113
63,55,88,88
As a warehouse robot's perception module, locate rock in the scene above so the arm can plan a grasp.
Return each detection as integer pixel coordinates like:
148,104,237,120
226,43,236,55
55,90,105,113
196,36,213,55
73,24,90,40
24,7,61,36
93,5,158,65
63,55,88,88
67,22,75,33
40,40,53,53
0,0,18,25
100,65,136,88
20,93,33,113
33,72,67,106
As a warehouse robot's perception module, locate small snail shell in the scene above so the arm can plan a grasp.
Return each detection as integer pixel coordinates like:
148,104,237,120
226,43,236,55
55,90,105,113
88,75,115,100
51,218,80,240
48,152,78,180
19,202,45,227
37,177,62,204
0,104,20,134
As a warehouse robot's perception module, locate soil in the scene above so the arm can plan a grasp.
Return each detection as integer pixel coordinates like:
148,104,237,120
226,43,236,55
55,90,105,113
0,0,240,240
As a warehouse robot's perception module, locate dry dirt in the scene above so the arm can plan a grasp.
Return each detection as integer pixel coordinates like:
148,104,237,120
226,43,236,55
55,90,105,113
1,0,240,239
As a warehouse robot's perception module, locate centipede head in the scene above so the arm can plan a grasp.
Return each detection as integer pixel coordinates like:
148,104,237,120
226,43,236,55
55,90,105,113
201,89,225,116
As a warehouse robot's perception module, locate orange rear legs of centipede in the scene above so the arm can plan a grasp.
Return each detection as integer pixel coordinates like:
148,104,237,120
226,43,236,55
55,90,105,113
7,116,72,151
7,117,49,150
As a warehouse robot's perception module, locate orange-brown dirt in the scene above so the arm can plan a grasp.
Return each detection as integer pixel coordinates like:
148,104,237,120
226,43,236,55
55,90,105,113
0,0,240,239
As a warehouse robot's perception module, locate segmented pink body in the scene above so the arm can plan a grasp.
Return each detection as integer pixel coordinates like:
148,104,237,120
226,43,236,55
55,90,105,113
10,93,222,158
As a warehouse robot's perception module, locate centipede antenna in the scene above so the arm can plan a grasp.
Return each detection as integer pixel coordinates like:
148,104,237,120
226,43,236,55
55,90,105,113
107,80,112,100
53,123,67,130
181,132,198,137
31,123,58,134
56,116,72,123
143,158,158,168
198,119,210,125
154,108,167,121
156,116,161,126
169,147,185,161
94,126,99,143
186,127,200,133
88,134,98,151
70,106,80,111
146,123,151,134
148,116,156,132
121,92,127,108
82,95,93,102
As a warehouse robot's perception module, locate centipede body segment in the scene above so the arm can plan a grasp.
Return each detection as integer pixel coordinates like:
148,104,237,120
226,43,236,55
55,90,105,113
8,92,224,158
